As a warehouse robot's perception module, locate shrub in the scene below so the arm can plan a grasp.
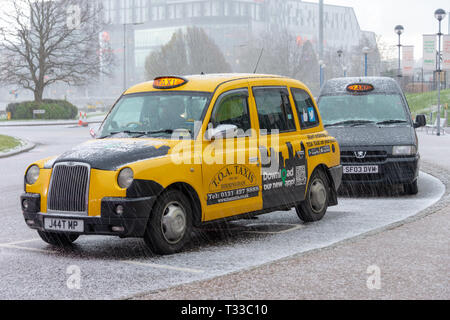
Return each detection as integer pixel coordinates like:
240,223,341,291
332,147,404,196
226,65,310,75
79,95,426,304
6,100,78,120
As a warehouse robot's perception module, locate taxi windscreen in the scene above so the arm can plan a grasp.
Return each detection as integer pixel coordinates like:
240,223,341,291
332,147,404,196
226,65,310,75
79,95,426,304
318,94,409,127
100,92,211,139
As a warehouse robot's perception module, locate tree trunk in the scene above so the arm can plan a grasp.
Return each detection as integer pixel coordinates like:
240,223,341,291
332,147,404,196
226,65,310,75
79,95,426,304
34,86,44,103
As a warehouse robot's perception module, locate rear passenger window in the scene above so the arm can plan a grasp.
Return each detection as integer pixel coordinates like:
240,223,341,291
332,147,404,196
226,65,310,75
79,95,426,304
291,88,320,129
253,88,296,133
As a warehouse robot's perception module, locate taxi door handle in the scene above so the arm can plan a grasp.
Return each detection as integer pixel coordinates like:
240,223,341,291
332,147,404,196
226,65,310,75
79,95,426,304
249,157,259,166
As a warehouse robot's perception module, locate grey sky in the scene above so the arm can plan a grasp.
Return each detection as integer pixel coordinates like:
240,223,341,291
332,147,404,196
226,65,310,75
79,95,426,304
311,0,450,59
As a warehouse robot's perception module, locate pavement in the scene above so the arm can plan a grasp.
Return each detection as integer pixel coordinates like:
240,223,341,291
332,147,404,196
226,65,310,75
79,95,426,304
133,131,450,300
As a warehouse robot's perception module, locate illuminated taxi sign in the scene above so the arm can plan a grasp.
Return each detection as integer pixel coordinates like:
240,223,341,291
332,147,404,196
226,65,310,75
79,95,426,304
346,83,374,93
153,76,188,89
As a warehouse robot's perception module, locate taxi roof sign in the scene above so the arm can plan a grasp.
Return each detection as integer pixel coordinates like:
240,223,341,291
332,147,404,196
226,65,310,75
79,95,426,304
153,76,188,89
346,83,374,93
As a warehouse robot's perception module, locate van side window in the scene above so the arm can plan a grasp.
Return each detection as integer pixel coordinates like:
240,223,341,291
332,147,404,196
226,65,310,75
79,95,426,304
291,88,320,129
210,90,251,132
253,88,296,133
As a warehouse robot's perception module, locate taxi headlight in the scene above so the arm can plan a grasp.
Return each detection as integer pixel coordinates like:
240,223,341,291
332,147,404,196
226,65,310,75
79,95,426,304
25,165,40,185
393,146,416,156
118,168,134,189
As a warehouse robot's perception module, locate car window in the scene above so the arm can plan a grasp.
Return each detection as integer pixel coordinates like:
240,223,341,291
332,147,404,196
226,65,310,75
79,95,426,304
291,88,319,129
318,94,409,127
99,92,211,138
210,90,251,132
253,88,296,133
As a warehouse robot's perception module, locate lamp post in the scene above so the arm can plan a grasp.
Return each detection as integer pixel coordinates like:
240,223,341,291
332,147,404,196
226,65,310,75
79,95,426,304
123,22,144,92
319,60,326,88
394,25,404,79
337,49,345,77
362,47,370,77
434,8,446,136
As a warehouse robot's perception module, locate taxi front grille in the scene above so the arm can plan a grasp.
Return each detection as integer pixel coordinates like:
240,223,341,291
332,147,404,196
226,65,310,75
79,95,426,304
47,163,90,214
341,151,388,164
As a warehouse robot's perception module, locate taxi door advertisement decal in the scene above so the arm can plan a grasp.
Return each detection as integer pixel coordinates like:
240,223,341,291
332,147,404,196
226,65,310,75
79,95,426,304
207,165,260,205
261,142,308,209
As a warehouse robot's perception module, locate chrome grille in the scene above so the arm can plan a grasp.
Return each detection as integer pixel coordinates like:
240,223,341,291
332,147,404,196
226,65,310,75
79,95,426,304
341,151,388,164
48,163,90,214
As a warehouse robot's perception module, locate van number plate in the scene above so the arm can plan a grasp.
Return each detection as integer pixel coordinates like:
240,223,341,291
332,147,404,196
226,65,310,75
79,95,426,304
44,218,84,233
343,166,379,174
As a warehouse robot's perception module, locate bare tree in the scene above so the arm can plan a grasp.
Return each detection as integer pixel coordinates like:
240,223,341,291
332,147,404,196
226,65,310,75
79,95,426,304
145,27,231,79
237,29,319,90
0,0,112,102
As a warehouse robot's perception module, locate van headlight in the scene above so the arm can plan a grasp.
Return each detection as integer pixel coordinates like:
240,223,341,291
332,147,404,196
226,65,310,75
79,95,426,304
393,146,416,156
117,168,134,189
25,165,40,185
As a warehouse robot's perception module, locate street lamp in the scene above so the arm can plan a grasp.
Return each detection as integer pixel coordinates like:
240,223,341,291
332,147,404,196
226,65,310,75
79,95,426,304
337,49,345,77
394,25,404,79
319,60,326,88
434,8,446,136
362,47,370,77
123,22,144,92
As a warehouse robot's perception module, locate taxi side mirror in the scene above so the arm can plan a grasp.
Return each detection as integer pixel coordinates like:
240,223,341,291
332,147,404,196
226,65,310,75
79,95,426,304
89,124,101,138
414,114,426,129
205,124,238,141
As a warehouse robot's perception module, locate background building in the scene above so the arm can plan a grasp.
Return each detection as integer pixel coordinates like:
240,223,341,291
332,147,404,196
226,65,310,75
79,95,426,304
99,0,378,96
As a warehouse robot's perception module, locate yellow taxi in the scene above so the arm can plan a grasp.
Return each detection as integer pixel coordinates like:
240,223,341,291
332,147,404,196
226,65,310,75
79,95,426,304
21,74,342,254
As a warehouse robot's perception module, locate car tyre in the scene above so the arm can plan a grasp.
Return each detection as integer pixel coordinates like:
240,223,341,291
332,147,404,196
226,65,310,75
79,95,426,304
404,180,418,195
37,230,79,246
295,169,330,222
143,190,193,255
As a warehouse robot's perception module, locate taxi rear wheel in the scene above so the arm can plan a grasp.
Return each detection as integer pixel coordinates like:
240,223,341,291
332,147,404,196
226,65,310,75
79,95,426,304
37,230,79,246
296,169,330,222
143,190,193,255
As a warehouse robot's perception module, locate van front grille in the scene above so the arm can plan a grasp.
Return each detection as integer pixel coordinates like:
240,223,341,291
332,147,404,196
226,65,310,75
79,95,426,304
48,163,90,214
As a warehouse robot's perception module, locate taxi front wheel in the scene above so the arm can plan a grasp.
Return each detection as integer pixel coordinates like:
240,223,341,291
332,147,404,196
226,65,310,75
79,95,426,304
295,169,330,222
143,190,193,255
37,230,79,246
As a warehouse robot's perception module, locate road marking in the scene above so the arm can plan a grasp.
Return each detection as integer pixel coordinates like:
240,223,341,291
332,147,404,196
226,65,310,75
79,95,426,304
0,244,55,254
0,238,40,246
122,260,205,274
245,223,304,235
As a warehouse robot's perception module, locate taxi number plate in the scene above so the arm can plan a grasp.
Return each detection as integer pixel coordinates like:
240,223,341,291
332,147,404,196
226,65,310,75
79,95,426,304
44,218,84,233
343,166,379,174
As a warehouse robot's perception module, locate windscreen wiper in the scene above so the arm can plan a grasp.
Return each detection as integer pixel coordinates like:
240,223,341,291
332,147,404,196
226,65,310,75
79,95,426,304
100,130,147,138
325,120,375,127
376,120,408,125
144,129,193,136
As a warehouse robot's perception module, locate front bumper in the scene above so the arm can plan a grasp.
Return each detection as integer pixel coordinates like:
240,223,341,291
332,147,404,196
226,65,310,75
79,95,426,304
341,155,419,185
21,194,157,238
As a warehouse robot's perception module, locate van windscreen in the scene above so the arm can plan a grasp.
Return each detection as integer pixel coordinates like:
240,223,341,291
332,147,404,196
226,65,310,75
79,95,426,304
318,94,409,127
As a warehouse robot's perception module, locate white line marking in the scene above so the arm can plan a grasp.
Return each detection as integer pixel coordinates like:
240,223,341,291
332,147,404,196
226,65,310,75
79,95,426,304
245,223,304,234
122,260,205,274
0,244,55,254
0,238,41,246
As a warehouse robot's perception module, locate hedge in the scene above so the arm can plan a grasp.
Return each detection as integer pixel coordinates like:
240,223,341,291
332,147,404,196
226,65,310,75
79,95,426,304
6,100,78,120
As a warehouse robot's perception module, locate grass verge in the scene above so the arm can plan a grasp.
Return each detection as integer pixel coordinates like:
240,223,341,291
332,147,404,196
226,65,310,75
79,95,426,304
0,134,21,153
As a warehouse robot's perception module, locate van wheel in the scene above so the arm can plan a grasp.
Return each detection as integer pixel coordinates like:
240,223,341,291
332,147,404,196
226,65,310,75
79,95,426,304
37,230,79,246
295,169,329,222
144,190,192,255
404,180,418,195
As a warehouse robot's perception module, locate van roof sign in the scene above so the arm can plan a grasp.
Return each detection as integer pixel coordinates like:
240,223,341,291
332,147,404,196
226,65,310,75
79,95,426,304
346,83,374,93
153,76,188,89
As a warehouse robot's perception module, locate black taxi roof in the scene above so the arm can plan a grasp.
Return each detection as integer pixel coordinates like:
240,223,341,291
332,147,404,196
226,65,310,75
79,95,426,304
319,77,403,96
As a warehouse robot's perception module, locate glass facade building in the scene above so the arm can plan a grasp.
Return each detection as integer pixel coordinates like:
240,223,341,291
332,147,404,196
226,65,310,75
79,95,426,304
100,0,370,94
